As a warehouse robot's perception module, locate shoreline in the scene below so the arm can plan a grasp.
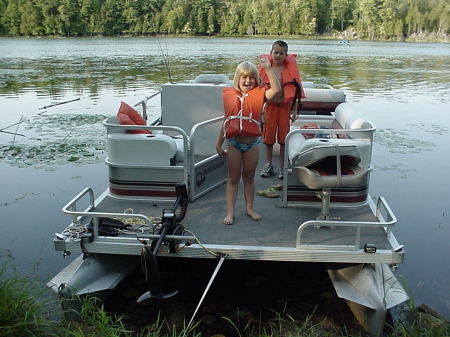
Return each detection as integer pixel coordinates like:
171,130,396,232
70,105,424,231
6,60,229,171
1,33,448,43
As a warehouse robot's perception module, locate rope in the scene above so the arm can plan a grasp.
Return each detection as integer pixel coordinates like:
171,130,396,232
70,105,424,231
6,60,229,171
62,223,87,240
59,208,160,240
115,208,159,235
183,229,220,258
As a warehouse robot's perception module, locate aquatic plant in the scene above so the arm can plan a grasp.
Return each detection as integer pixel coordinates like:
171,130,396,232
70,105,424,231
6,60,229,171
0,114,107,168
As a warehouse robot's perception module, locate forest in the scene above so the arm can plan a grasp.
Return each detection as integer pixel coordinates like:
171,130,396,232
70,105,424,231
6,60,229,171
0,0,448,40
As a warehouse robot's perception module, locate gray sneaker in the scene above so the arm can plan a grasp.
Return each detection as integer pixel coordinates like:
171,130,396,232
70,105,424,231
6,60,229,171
278,167,284,179
260,163,274,177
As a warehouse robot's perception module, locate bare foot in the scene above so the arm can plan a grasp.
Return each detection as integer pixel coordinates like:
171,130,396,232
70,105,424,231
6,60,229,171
223,214,234,225
247,210,262,221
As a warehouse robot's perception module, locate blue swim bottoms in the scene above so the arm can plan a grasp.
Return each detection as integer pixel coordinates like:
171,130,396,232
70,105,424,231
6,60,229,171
228,137,261,153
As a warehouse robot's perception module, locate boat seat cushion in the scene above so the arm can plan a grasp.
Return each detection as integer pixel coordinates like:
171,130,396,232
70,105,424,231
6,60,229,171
288,131,372,168
117,101,151,134
108,133,178,166
334,103,373,138
194,74,229,84
297,164,368,189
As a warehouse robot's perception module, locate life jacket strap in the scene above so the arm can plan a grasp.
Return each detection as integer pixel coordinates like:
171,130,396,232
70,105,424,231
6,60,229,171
223,94,261,135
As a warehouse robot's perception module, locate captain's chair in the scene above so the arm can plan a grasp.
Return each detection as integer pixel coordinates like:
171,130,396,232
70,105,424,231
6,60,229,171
287,102,374,220
293,140,369,220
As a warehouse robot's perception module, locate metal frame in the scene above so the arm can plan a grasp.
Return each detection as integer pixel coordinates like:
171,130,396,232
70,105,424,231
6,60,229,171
56,189,404,264
296,196,396,250
189,116,227,201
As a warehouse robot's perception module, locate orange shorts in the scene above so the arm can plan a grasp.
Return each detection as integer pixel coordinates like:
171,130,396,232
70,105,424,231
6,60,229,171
262,102,291,145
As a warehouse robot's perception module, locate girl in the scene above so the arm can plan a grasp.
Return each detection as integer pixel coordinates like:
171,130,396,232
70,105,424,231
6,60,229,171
216,58,280,225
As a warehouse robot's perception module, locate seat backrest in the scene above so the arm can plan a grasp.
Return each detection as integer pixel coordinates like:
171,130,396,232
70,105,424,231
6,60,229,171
161,82,226,132
334,103,373,139
301,88,346,113
161,82,227,156
194,74,230,85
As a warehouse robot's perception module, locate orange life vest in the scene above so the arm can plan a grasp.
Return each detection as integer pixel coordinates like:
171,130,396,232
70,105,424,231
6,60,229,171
117,101,151,134
259,54,306,104
223,87,265,138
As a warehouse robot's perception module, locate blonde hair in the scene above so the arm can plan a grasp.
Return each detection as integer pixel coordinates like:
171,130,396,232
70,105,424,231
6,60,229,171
233,61,260,90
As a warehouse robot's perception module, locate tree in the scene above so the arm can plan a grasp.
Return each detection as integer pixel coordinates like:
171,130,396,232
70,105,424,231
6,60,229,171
2,0,21,36
207,5,216,35
354,0,380,39
99,0,125,35
79,0,101,35
331,0,353,32
58,0,83,36
19,0,43,36
37,0,63,35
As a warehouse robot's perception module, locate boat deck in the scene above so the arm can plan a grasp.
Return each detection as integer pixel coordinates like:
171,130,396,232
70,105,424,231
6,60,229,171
55,154,404,265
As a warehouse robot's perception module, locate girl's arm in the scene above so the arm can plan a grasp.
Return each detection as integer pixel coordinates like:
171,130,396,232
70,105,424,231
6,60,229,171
216,124,226,157
259,57,281,101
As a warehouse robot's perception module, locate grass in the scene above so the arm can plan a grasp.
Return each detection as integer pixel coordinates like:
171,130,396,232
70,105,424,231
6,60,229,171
0,260,448,337
0,261,59,337
219,308,449,337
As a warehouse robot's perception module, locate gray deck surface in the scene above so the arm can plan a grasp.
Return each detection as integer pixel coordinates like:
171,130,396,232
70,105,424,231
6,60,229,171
93,153,392,251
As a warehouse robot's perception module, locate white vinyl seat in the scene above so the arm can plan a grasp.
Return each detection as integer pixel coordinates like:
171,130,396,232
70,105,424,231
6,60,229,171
292,138,369,220
287,103,374,220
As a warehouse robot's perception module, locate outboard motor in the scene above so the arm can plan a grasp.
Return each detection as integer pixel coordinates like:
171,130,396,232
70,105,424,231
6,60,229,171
137,183,188,302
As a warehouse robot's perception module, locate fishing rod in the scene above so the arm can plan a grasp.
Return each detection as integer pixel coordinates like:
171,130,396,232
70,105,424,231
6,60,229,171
155,28,173,83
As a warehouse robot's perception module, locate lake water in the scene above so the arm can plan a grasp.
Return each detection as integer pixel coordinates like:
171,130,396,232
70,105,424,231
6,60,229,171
0,37,449,318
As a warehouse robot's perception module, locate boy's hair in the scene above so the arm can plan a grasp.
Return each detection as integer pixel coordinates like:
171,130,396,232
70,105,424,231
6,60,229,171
233,61,260,90
272,40,288,52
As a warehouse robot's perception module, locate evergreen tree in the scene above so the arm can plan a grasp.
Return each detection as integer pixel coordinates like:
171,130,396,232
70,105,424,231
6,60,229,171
99,0,125,35
2,0,21,36
19,0,43,36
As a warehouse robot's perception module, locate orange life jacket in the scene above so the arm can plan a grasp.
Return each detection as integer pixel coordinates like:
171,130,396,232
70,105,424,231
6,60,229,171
259,54,306,105
223,86,265,138
117,101,151,134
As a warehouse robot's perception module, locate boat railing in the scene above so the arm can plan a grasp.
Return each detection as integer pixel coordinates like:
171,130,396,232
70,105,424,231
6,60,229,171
133,91,161,122
62,187,154,238
189,116,227,201
296,196,397,250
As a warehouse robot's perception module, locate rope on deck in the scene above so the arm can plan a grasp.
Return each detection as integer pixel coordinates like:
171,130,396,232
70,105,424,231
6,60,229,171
60,208,159,240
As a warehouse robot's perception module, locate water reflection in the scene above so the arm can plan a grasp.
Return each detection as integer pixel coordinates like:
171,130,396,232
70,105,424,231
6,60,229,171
1,38,449,104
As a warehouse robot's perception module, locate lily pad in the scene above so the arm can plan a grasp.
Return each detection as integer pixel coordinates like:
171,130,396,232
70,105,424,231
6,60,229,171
0,113,107,168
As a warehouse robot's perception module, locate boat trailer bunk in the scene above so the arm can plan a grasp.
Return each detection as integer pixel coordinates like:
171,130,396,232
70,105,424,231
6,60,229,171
48,77,408,337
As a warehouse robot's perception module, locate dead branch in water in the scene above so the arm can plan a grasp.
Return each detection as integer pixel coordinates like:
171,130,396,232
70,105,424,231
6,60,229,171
38,97,80,111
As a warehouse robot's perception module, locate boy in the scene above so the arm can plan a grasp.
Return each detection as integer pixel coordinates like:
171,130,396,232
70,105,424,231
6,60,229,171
258,40,305,179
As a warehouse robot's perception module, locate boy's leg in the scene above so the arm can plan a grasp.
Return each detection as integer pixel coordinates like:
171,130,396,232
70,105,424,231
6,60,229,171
242,145,262,221
224,144,242,224
260,144,274,177
276,103,291,179
279,144,285,168
261,104,276,177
